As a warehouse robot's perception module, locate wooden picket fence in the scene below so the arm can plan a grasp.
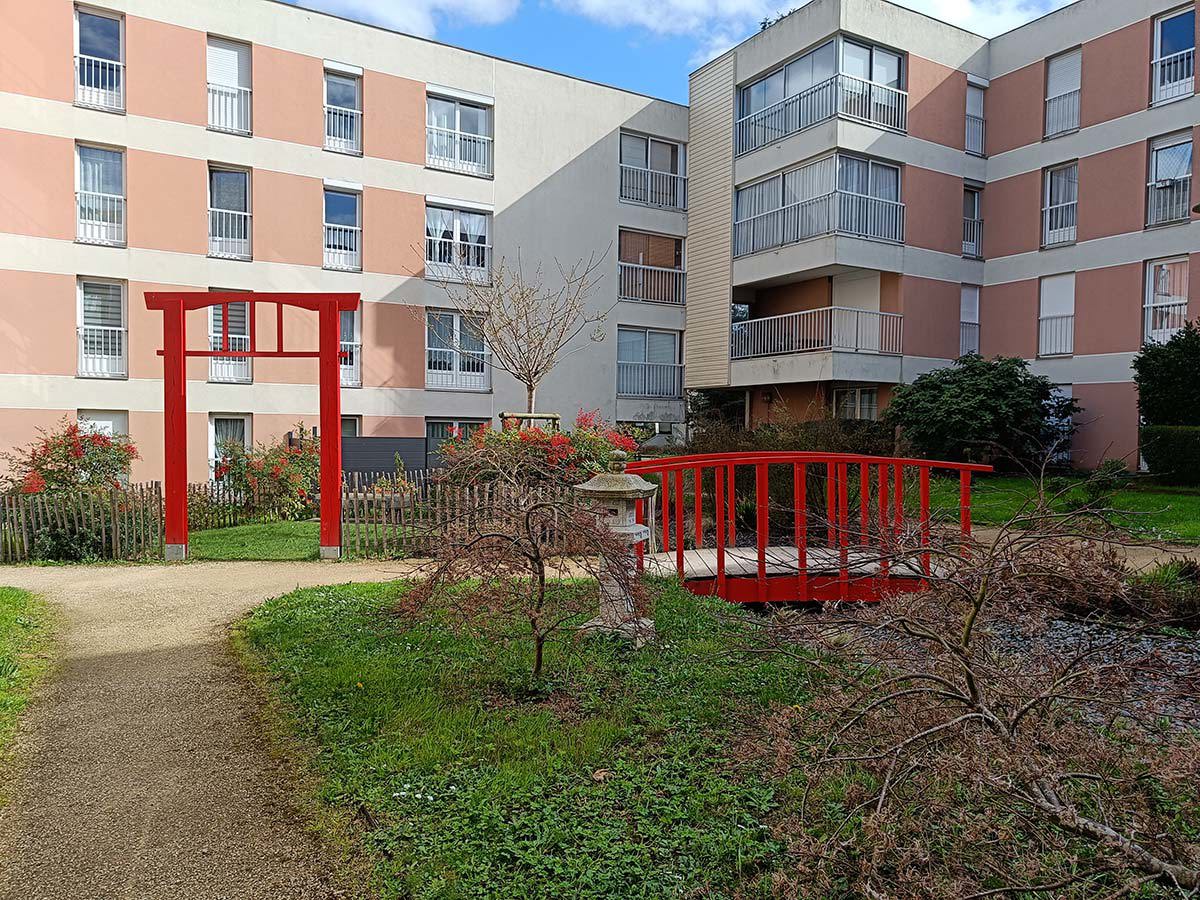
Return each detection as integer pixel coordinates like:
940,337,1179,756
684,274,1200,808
187,480,291,530
0,483,163,563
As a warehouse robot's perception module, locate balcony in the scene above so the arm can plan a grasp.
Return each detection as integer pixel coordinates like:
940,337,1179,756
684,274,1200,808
619,166,687,211
76,191,126,246
426,127,493,177
1042,201,1077,247
324,224,362,271
77,326,126,378
208,209,251,260
618,262,685,305
731,307,902,360
425,347,491,391
1147,175,1192,227
340,341,362,387
616,362,684,399
209,334,251,383
963,217,983,258
324,105,362,154
1152,48,1195,105
75,55,123,111
733,191,905,258
425,238,491,283
1044,90,1080,138
1145,298,1188,345
959,321,980,356
208,84,252,134
734,73,908,156
965,114,985,156
1038,314,1074,357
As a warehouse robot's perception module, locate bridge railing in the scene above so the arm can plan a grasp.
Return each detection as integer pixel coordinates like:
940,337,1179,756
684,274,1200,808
626,451,992,603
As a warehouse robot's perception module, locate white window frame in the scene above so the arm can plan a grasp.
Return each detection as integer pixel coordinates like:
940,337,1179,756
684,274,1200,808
1144,256,1190,344
1152,6,1196,105
832,386,879,421
323,70,362,154
425,93,494,177
424,309,491,391
77,409,129,437
1044,48,1082,137
340,307,362,388
207,164,252,260
206,35,252,134
341,415,362,437
965,84,986,156
74,5,124,111
424,204,492,282
1146,131,1193,226
207,293,252,384
323,188,362,271
76,276,127,379
208,413,251,474
1042,161,1078,247
1038,272,1076,357
75,142,126,246
960,284,981,356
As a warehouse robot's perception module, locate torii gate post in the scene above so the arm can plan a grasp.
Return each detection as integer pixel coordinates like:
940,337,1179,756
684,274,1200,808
146,291,360,561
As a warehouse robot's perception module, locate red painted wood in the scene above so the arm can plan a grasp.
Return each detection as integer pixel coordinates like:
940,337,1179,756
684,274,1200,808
693,466,703,548
920,466,931,578
794,462,808,600
959,470,973,537
893,464,904,536
318,302,343,551
878,465,890,578
674,468,684,576
635,498,645,572
837,463,849,601
858,462,869,546
661,470,671,554
715,466,727,596
825,462,836,545
161,300,187,549
726,463,736,546
276,303,284,352
249,299,257,352
755,463,768,602
221,302,229,353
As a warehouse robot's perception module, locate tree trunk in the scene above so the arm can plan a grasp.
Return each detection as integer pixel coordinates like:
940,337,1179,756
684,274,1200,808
526,384,536,415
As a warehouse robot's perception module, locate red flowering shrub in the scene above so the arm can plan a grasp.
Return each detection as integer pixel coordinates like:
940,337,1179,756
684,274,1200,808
214,424,321,520
2,416,138,494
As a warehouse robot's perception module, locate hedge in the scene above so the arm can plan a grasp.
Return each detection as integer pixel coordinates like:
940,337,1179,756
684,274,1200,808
1140,425,1200,485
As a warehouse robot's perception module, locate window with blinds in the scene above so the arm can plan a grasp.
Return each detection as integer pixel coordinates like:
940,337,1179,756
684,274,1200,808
79,280,124,329
207,37,250,88
1044,49,1081,136
618,230,682,268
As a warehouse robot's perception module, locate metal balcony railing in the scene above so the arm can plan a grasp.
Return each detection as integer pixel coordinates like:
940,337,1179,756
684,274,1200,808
208,209,251,259
616,361,684,399
730,306,903,359
77,326,127,378
426,127,493,176
1044,90,1080,137
965,114,986,156
1152,48,1195,104
1042,201,1077,246
425,347,491,391
324,105,362,154
959,321,980,356
963,217,984,258
323,224,362,271
1038,314,1074,357
619,165,687,211
208,84,252,134
75,54,124,110
424,237,492,283
340,341,362,387
733,190,905,257
1147,175,1192,226
1145,299,1188,345
617,262,685,305
733,73,908,156
76,191,126,245
209,333,251,383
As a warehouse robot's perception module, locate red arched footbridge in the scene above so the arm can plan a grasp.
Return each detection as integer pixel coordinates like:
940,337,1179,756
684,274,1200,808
626,452,992,604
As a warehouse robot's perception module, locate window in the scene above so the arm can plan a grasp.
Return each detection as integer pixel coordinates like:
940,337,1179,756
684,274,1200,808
323,189,361,271
617,327,682,398
75,7,123,110
207,37,252,134
1042,162,1078,246
340,308,361,387
208,167,251,259
1147,133,1193,226
340,416,361,437
324,71,362,154
833,387,878,421
618,230,685,304
209,415,250,474
960,285,980,356
1145,257,1189,344
839,40,905,130
1153,7,1195,104
76,144,125,245
738,40,836,118
209,300,251,383
963,187,983,258
1038,273,1075,357
426,95,493,176
425,419,487,466
78,410,129,437
1044,49,1081,137
966,84,985,156
77,278,126,378
424,205,491,281
425,310,490,390
619,132,687,210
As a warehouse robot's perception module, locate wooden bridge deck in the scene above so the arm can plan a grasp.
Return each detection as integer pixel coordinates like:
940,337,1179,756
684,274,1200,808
643,546,928,581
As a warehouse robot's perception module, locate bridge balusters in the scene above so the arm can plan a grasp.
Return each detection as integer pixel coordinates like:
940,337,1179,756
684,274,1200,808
959,470,973,538
715,466,727,595
726,463,736,546
794,462,808,600
877,465,890,578
755,463,769,602
674,469,685,575
661,469,671,555
635,498,645,572
825,463,836,545
919,466,932,579
837,463,850,600
858,462,870,546
693,466,703,548
892,464,905,538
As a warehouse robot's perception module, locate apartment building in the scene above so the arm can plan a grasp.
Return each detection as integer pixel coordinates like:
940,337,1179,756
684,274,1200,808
0,0,688,482
687,0,1198,468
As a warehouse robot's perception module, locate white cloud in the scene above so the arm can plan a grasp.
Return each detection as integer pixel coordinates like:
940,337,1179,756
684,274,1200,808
292,0,520,37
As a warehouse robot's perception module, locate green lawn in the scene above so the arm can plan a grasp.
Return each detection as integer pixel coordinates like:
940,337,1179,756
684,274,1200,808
189,520,321,561
0,587,53,759
240,580,824,898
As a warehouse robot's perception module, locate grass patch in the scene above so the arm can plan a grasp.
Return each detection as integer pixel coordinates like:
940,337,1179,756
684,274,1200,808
240,580,824,898
0,587,53,759
189,520,321,561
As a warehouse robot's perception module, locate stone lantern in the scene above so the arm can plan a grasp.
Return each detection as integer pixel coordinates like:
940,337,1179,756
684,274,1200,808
573,450,658,646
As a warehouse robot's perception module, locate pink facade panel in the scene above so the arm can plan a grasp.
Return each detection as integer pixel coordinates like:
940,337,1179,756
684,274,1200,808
0,271,77,377
979,280,1038,358
252,170,323,267
1071,382,1139,470
903,166,965,256
363,188,425,276
362,303,427,389
983,170,1042,259
1192,253,1200,318
127,283,206,382
1081,19,1152,128
0,410,75,473
127,151,208,255
1074,264,1143,356
251,45,324,147
361,416,425,438
0,0,73,102
0,130,75,241
985,60,1044,156
906,55,966,151
898,276,959,360
363,70,426,165
1077,142,1147,242
125,15,207,126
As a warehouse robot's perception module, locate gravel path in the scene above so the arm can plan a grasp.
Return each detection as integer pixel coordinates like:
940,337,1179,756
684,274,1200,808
0,560,417,900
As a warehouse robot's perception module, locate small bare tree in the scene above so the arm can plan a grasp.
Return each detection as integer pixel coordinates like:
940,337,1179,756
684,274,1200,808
423,250,610,414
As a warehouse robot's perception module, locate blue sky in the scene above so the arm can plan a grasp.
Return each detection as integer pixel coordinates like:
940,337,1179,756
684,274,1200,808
282,0,1072,104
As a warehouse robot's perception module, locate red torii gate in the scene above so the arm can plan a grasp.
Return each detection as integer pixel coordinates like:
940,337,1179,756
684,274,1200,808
145,291,360,561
